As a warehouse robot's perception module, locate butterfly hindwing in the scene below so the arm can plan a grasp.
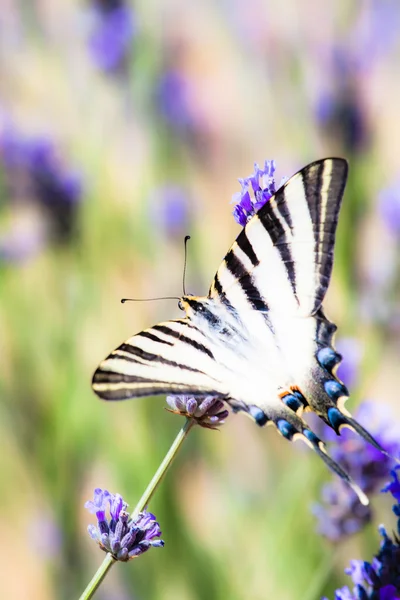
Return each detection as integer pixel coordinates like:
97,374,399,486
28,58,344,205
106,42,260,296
92,319,227,401
210,158,348,316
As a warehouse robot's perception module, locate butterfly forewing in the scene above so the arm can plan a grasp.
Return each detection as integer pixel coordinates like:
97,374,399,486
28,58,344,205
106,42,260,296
209,158,348,316
92,319,227,400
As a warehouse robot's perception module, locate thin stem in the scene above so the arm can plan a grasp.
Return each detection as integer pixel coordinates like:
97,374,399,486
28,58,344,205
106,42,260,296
131,417,195,519
79,418,195,600
78,552,115,600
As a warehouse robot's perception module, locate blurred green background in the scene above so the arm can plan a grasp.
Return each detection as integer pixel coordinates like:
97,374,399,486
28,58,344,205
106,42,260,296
1,1,400,599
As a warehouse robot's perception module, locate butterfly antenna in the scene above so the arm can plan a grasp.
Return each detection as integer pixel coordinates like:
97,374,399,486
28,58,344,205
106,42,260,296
183,235,191,295
121,297,180,303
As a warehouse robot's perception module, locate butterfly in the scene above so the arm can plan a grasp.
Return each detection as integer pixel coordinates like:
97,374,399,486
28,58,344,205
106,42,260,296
93,157,387,505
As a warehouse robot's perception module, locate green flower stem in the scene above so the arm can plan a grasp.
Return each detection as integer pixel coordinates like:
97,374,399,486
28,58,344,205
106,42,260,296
131,417,195,519
79,418,195,600
78,552,115,600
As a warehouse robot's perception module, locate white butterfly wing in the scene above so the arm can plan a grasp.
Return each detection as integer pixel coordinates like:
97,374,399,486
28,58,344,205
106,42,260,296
92,157,384,503
92,319,228,401
209,157,347,316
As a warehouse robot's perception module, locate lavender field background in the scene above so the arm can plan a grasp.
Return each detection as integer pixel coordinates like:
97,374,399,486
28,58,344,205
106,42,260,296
1,1,400,599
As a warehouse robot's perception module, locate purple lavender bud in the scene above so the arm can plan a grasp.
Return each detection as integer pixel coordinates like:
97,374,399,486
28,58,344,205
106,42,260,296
110,538,121,555
166,395,229,429
382,467,400,503
87,1,136,74
100,533,110,549
109,493,126,522
328,468,400,599
345,561,367,587
232,160,287,226
185,398,198,416
117,548,129,561
88,524,100,541
85,488,111,522
85,491,164,561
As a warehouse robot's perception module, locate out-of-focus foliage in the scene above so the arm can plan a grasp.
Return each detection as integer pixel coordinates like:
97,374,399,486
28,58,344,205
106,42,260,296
1,1,400,599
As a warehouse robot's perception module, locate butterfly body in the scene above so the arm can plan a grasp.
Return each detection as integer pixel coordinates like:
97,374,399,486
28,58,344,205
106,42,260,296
93,158,387,504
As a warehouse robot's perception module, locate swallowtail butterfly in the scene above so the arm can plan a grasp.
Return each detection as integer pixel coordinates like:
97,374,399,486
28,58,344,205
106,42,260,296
93,158,387,505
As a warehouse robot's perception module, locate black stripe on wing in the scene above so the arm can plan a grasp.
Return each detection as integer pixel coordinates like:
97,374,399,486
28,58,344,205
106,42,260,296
257,200,297,297
152,324,215,359
224,248,268,311
92,319,224,401
236,232,260,267
302,161,347,308
92,373,209,400
115,342,206,373
209,158,348,316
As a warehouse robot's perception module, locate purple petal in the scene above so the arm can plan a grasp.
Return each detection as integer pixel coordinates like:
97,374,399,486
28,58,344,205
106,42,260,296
379,584,399,600
109,493,125,521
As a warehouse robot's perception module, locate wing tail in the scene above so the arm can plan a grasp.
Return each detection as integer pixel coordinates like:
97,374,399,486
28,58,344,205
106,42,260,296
297,309,397,461
240,400,369,506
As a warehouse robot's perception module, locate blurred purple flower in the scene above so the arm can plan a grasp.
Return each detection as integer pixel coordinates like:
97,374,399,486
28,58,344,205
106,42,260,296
232,160,287,226
314,2,400,156
378,181,400,238
335,338,363,390
166,395,229,429
156,69,194,134
29,511,62,558
355,0,400,65
316,84,368,155
313,401,400,541
150,184,191,238
85,489,164,561
326,467,400,599
87,0,136,74
0,125,82,256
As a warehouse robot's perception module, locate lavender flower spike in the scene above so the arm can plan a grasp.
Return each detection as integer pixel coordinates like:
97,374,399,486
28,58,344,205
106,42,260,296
232,160,287,226
0,124,82,254
328,466,400,599
87,1,136,74
85,489,164,561
166,395,229,429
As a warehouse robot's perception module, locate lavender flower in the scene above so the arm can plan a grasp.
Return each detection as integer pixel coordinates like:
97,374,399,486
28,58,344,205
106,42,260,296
166,395,229,429
314,2,400,155
378,181,400,239
156,69,194,135
232,160,287,226
327,467,400,599
150,184,191,238
313,401,400,541
87,1,136,74
316,74,368,155
85,489,164,561
0,125,82,250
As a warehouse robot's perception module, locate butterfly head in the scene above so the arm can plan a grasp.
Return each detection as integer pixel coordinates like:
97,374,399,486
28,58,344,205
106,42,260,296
179,295,221,326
